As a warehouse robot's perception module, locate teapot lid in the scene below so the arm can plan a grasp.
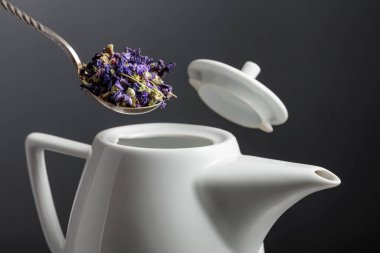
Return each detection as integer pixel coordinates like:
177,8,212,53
188,59,288,133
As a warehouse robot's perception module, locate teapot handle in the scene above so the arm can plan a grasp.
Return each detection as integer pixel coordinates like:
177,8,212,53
25,133,91,253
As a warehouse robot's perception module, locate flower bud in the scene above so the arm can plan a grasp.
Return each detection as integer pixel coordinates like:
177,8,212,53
127,88,136,97
105,44,114,55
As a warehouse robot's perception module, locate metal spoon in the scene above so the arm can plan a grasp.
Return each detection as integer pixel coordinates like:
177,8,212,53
0,0,162,114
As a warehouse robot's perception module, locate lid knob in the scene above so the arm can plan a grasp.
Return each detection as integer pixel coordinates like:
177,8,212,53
241,61,261,79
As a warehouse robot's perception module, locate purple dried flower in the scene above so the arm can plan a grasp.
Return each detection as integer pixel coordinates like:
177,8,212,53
79,44,176,108
113,91,132,104
114,80,124,90
136,64,148,75
136,91,150,106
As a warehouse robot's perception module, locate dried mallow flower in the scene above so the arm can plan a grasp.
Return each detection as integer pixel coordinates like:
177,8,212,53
79,44,176,108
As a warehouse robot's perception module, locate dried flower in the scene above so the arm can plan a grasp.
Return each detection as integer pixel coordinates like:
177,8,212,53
79,44,176,108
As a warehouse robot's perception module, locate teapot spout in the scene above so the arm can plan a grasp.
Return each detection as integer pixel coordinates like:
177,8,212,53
195,155,340,253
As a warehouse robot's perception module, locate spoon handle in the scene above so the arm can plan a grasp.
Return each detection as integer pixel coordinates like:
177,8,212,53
1,0,82,70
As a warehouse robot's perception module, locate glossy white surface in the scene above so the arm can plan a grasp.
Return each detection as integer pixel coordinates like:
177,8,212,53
188,60,288,132
25,133,91,253
25,123,340,253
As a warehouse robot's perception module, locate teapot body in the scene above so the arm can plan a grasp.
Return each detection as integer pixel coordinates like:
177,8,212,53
63,123,241,253
26,123,339,253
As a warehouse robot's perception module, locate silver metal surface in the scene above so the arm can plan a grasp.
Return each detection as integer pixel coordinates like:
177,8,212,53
0,0,81,69
89,93,162,115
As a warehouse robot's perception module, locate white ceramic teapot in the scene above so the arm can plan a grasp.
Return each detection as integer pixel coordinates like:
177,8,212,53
25,60,340,253
26,123,340,253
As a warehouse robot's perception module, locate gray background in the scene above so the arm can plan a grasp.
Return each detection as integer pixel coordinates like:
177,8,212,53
0,0,379,252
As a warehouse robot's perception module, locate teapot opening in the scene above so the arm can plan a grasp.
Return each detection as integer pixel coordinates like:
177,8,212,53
96,123,237,152
117,135,214,149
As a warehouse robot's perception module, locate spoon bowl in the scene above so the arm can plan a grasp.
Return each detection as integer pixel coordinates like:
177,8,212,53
89,92,161,114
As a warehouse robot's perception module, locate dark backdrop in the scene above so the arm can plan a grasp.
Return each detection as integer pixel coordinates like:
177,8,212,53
0,0,379,252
